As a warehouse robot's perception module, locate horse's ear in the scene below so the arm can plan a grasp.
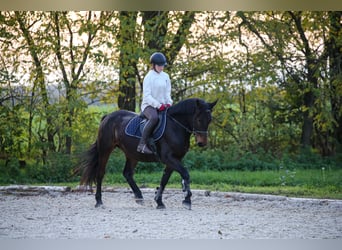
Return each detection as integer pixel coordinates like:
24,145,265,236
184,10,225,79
209,99,218,110
196,99,202,108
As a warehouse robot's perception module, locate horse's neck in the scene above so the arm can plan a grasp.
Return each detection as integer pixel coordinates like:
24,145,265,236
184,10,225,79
168,101,196,129
169,111,193,131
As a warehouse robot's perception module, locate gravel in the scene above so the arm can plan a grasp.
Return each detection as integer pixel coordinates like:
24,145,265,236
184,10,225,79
0,186,341,239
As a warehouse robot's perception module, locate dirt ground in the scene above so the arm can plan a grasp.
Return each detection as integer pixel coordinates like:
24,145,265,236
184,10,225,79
0,186,341,239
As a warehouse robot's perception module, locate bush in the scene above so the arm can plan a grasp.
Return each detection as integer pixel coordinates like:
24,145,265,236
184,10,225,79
0,158,25,184
183,147,340,172
1,145,340,185
103,150,164,174
280,147,341,170
25,152,76,183
105,150,126,174
183,148,279,171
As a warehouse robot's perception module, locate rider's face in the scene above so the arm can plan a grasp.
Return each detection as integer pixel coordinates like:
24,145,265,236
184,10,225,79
154,65,164,73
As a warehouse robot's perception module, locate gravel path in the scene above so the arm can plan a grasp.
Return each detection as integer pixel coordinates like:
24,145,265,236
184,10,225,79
0,186,341,239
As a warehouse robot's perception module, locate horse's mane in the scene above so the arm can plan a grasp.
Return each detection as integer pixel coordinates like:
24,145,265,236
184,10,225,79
168,98,206,116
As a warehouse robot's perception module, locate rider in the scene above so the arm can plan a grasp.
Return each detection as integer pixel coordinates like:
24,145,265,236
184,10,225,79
137,52,173,154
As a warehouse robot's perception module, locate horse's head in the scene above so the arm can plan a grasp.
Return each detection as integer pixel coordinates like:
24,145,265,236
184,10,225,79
193,99,217,147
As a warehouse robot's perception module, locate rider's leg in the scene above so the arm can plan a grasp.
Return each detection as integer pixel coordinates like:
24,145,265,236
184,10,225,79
137,106,158,154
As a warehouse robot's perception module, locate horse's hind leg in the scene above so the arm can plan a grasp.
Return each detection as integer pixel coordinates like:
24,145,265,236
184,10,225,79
95,177,103,208
122,158,143,204
95,151,111,208
154,167,173,209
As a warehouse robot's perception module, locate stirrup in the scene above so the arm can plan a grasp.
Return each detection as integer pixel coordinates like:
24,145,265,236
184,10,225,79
137,144,153,154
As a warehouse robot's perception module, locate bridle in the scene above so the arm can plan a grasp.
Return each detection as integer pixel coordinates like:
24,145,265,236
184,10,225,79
167,112,209,136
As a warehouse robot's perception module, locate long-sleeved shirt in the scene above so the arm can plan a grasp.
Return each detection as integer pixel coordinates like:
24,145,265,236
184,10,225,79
140,70,173,112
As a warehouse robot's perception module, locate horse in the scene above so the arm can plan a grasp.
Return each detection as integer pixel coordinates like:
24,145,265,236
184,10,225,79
77,98,217,209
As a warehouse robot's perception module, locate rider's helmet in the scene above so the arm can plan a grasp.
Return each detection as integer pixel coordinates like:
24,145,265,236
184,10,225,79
150,52,167,66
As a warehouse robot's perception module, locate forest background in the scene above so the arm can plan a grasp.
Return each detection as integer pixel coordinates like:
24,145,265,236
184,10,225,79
0,11,341,197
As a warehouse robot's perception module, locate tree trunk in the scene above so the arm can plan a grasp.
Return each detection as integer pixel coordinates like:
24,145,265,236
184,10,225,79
118,11,195,110
289,12,317,149
117,11,138,111
301,90,315,147
328,11,342,150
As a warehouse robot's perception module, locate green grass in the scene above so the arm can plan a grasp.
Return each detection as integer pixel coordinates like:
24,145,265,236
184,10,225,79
5,168,341,200
100,169,342,200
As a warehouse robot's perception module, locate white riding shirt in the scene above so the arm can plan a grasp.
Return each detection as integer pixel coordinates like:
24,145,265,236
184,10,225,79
141,70,173,112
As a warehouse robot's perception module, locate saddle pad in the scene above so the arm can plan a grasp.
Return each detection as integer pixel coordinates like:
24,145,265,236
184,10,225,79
125,111,167,141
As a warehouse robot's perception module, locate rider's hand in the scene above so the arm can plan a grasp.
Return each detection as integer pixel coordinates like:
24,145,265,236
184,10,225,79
158,104,167,111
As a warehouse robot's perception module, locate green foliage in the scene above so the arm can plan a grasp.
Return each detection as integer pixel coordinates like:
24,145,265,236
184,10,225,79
0,158,25,184
86,145,342,180
0,153,79,184
105,150,126,174
72,104,113,153
104,150,164,174
183,148,273,171
0,104,27,159
182,147,341,173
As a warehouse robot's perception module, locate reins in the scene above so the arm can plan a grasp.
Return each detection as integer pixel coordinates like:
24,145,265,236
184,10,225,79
167,113,208,136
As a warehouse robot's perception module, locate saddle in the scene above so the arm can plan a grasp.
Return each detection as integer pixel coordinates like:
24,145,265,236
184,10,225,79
125,110,167,141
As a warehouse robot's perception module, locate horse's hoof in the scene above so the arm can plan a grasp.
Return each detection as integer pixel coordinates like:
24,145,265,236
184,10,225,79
95,202,103,208
135,198,144,205
182,200,191,210
156,204,166,209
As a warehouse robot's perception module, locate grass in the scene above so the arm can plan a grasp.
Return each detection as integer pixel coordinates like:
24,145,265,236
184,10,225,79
5,168,340,200
100,169,342,200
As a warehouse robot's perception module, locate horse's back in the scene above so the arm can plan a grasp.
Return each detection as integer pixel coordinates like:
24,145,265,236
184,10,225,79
98,110,137,133
102,109,136,122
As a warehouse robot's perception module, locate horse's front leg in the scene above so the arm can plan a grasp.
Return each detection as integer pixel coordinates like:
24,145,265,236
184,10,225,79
165,157,192,210
174,163,192,209
154,167,173,209
181,178,192,210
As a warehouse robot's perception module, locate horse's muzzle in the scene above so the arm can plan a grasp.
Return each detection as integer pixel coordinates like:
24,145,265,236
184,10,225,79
195,134,207,147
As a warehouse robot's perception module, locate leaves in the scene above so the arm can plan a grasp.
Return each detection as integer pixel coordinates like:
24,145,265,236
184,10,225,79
0,10,341,167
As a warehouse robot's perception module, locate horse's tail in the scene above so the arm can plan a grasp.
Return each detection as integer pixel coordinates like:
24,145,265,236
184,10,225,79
77,141,99,186
74,112,117,186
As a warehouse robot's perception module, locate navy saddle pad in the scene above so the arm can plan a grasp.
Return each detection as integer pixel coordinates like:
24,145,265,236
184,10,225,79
125,111,167,141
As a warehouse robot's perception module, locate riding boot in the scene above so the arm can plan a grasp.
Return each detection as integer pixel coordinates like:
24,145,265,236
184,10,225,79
137,121,154,154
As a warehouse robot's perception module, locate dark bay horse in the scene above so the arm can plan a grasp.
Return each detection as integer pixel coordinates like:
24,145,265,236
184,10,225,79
77,98,217,209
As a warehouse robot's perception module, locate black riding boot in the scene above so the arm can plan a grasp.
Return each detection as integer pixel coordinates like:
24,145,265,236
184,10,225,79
137,120,154,154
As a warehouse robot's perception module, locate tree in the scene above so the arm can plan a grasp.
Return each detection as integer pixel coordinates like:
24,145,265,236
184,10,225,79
235,11,338,154
51,11,114,154
0,11,117,160
326,11,342,155
117,11,139,111
1,10,340,172
14,11,56,153
116,11,196,110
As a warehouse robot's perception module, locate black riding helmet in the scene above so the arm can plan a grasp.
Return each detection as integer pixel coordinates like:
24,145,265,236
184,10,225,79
150,52,167,66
